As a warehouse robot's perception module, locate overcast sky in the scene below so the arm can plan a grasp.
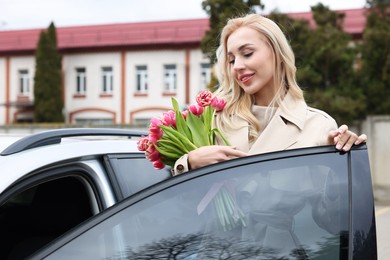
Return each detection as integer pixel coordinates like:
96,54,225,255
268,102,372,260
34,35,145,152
0,0,367,30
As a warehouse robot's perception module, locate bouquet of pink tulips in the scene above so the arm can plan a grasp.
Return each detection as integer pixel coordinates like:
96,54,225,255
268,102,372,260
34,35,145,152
137,90,230,170
137,90,246,231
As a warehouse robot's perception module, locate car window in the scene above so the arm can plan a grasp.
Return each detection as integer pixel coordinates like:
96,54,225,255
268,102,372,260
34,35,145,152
105,154,171,199
42,151,349,259
0,176,96,259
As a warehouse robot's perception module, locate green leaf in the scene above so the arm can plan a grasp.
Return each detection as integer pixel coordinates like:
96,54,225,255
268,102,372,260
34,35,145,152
157,139,187,156
160,125,198,151
153,144,181,160
159,126,190,153
211,128,231,146
204,105,214,132
186,112,210,147
171,98,192,141
160,158,176,167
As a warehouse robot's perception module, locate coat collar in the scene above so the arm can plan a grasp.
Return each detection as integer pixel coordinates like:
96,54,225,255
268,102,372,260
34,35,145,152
248,92,307,155
277,91,306,131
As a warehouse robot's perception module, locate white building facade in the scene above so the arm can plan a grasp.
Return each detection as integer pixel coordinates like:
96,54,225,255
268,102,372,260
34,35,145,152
0,18,211,125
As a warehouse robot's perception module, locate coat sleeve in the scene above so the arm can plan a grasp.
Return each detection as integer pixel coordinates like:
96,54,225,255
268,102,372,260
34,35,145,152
171,154,190,176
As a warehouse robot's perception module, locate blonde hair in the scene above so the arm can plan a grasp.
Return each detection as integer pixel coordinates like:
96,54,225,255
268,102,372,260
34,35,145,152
214,14,304,142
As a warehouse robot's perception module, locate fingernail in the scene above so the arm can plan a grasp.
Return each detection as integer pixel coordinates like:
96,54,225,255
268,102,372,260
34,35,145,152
336,144,342,150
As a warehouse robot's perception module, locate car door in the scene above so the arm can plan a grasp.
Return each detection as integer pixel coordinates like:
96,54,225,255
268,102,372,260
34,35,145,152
31,145,377,260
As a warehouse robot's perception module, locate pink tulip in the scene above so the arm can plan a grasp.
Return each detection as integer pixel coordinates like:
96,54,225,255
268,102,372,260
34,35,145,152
187,104,204,116
149,127,163,143
145,144,160,162
137,136,150,151
150,117,163,128
196,90,214,107
211,97,227,111
162,110,176,128
182,110,188,119
153,159,165,170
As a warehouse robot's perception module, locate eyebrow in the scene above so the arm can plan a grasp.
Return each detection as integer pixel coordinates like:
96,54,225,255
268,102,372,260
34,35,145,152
227,43,255,55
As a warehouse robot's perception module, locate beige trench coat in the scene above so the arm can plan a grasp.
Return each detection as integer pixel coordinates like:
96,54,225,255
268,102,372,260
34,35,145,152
172,91,338,176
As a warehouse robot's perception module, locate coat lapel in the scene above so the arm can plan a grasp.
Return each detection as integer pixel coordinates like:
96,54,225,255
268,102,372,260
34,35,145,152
224,116,251,153
248,114,300,155
248,93,307,155
216,92,307,155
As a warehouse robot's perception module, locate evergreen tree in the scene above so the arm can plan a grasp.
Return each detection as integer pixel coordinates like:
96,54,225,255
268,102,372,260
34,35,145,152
300,4,366,125
34,22,64,122
268,7,366,125
358,0,390,114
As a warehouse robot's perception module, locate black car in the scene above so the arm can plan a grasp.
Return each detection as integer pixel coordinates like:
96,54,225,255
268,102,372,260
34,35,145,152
32,144,377,259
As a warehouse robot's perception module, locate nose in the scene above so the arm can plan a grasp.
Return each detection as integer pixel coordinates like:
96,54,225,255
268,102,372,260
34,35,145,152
233,57,245,71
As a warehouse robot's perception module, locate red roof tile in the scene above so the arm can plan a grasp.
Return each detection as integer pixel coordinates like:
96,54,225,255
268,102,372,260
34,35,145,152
0,8,367,54
0,18,210,53
287,8,367,35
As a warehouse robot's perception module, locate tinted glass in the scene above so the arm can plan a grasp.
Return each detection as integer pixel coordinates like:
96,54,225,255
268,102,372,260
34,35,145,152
107,155,171,197
45,152,349,260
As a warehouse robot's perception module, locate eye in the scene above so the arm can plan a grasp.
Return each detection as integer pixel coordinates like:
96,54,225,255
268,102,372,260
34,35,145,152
243,52,253,58
228,59,235,65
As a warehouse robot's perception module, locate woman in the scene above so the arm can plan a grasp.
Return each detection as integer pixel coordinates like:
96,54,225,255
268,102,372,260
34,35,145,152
172,14,367,176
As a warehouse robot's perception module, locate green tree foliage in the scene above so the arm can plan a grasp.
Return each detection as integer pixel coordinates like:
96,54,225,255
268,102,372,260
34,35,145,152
201,0,264,65
267,12,311,69
201,0,263,91
358,0,390,114
269,6,366,125
34,22,64,122
298,4,366,125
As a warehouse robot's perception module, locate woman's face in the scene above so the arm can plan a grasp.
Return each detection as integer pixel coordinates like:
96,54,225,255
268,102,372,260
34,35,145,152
227,26,275,106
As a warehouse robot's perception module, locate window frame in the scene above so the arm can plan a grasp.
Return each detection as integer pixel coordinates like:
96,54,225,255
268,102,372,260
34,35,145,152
0,165,104,259
18,69,30,96
163,64,177,93
75,67,87,95
135,65,148,93
101,66,113,94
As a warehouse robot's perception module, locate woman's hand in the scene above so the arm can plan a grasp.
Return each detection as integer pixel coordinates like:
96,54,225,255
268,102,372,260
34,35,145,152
188,145,248,170
328,124,367,152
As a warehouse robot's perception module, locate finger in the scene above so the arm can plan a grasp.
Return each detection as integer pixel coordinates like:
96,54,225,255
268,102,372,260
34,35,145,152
336,130,351,150
328,129,338,139
355,134,367,145
342,135,356,152
338,124,348,134
327,129,340,145
227,149,248,158
221,146,248,157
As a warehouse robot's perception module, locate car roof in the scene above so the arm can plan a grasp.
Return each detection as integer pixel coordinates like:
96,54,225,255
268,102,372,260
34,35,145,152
0,128,148,193
0,133,25,151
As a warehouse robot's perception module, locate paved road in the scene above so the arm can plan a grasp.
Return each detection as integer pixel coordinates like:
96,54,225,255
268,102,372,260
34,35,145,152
375,204,390,260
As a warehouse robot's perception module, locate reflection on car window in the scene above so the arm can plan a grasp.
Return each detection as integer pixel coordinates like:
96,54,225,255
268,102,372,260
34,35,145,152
46,152,349,259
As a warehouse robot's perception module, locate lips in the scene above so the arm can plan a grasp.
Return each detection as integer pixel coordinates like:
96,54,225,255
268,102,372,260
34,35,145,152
239,73,254,84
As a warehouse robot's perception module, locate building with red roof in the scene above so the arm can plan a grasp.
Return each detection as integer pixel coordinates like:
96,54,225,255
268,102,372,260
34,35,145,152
0,9,367,125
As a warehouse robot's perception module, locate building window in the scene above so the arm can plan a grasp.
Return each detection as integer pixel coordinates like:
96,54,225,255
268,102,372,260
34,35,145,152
136,65,148,93
102,67,113,94
75,118,113,125
18,70,29,95
201,63,211,89
164,64,176,93
76,68,86,94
